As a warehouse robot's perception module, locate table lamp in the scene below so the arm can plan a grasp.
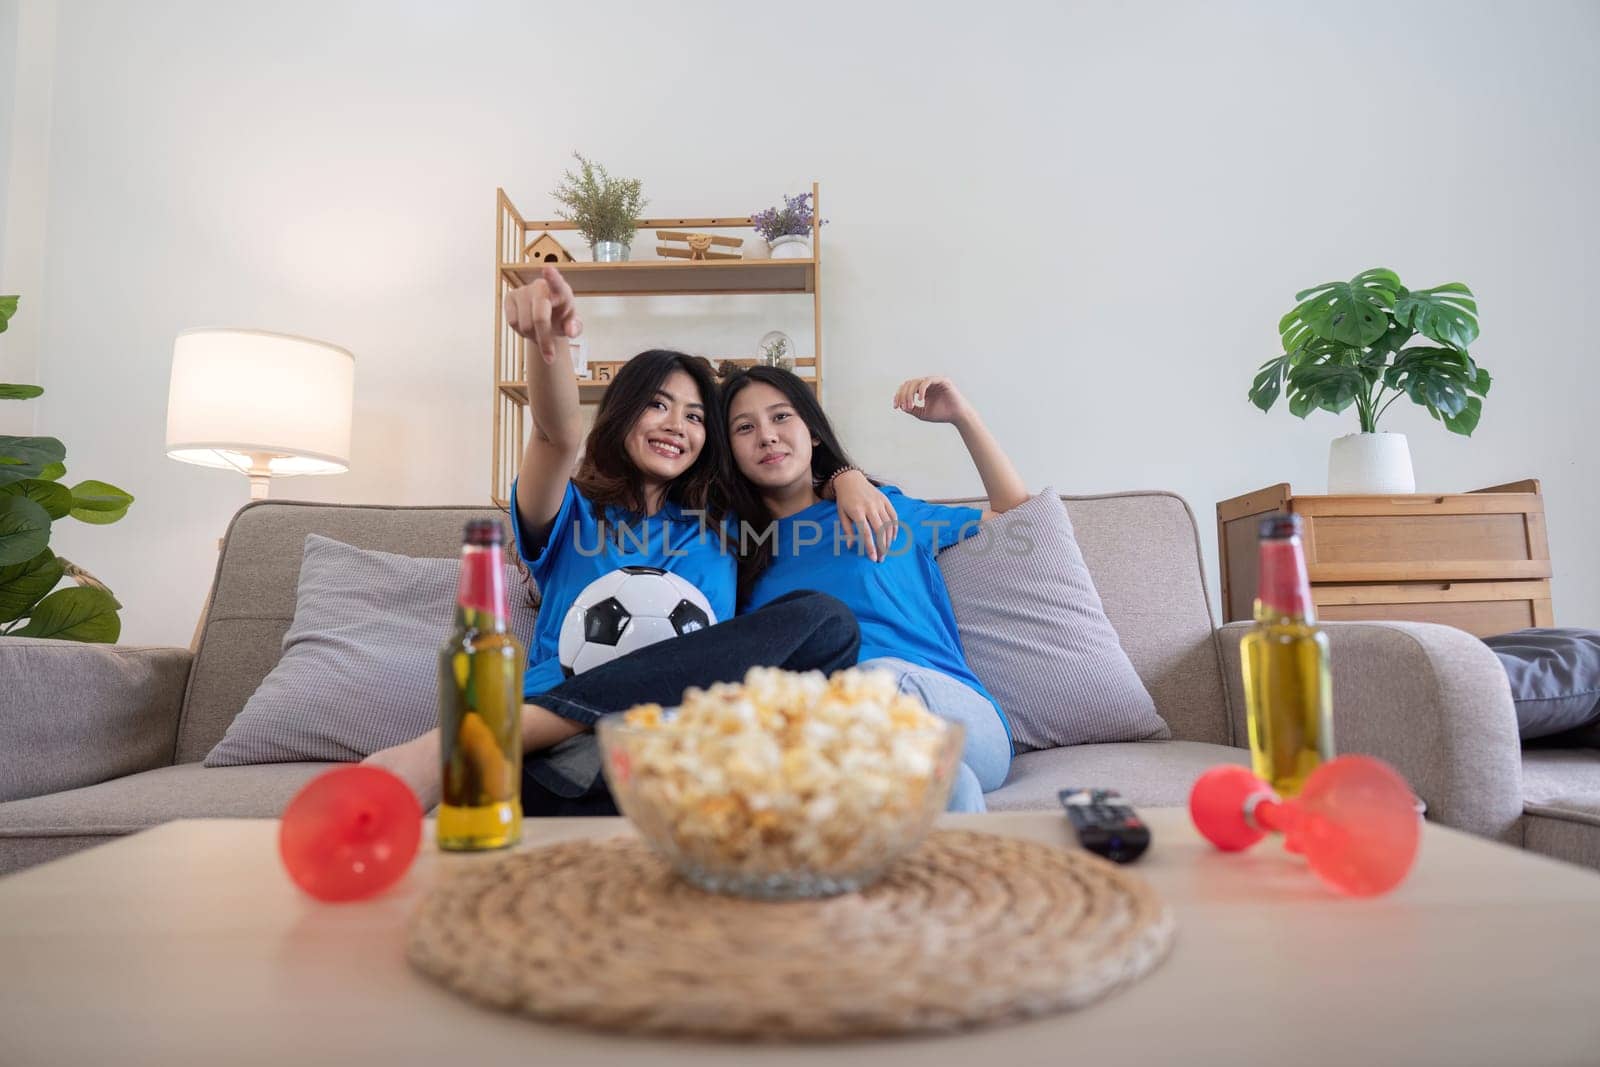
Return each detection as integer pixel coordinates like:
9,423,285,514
165,328,354,499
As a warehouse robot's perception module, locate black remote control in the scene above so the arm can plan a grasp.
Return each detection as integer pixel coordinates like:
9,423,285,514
1057,787,1151,864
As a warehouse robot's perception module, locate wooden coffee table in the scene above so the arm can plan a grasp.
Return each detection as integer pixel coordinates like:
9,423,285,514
2,812,1598,1065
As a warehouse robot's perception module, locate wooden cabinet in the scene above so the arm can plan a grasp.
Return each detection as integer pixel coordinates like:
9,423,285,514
1217,480,1553,637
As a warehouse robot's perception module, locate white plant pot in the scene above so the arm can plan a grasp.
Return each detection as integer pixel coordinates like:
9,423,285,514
1327,432,1416,494
767,234,811,259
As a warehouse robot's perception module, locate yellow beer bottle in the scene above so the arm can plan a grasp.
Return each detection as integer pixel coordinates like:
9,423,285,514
1239,513,1333,796
437,519,524,850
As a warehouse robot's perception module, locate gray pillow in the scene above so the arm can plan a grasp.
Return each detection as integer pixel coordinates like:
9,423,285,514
204,534,538,766
1481,628,1600,741
937,489,1170,752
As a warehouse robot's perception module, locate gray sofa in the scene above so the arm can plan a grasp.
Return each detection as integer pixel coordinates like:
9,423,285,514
3,493,1597,876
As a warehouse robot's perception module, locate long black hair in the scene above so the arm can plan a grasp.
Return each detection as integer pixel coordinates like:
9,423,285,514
573,349,727,524
720,365,871,604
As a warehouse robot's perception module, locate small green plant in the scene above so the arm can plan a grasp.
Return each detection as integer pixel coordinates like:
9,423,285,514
551,152,646,248
1249,268,1491,436
0,295,134,642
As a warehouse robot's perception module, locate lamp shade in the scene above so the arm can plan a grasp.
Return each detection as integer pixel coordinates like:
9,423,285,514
166,329,354,476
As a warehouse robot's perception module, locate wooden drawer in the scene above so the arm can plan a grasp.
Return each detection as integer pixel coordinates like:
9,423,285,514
1217,480,1555,636
1293,496,1549,583
1311,581,1554,638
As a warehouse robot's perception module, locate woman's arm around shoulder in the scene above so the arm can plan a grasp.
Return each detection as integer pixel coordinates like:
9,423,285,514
825,469,899,563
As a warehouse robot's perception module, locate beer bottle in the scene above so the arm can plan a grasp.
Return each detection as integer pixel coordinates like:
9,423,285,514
1239,513,1333,796
438,519,524,850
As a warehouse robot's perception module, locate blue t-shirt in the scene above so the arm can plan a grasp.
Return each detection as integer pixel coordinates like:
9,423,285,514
510,479,736,699
742,485,1010,740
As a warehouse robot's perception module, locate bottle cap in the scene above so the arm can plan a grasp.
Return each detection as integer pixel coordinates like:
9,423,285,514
463,519,505,546
1258,512,1302,540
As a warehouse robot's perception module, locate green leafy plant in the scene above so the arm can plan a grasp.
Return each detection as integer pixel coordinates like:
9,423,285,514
0,296,134,642
551,152,646,248
1249,268,1491,436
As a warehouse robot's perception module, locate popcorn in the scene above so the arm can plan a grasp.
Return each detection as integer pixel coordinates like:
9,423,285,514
612,667,954,879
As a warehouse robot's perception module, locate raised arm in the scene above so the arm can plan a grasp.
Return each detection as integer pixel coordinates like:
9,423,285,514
893,376,1029,516
506,265,585,545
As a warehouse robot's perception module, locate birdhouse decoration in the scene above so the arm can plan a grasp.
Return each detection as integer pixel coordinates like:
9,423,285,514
524,233,574,264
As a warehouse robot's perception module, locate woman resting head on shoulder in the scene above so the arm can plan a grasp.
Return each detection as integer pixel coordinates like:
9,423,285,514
721,365,1033,813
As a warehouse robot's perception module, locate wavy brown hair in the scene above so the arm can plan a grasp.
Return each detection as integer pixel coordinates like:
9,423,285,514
573,350,728,525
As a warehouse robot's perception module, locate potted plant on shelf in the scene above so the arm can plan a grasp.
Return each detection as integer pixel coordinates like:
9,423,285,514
751,192,825,260
1248,268,1490,494
551,152,646,262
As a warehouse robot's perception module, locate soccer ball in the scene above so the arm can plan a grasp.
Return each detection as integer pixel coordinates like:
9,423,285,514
558,566,716,677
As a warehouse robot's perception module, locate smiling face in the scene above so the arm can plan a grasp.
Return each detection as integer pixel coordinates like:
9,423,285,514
727,380,818,497
623,369,707,492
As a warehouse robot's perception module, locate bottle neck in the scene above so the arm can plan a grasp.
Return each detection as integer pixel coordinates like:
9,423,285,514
456,543,509,631
1256,536,1314,622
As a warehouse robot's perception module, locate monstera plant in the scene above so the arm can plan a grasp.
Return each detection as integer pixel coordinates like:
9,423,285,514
1,295,134,642
1249,268,1490,436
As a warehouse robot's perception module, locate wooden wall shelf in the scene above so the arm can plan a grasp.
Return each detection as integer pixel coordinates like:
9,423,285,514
497,380,611,407
490,183,825,507
498,258,815,296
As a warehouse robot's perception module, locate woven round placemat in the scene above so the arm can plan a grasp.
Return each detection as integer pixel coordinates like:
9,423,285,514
406,829,1175,1040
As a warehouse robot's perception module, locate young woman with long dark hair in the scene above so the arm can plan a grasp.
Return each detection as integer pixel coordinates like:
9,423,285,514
721,365,1030,811
367,267,887,815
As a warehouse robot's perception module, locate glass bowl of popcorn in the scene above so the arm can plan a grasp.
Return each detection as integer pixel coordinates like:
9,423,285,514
597,667,965,899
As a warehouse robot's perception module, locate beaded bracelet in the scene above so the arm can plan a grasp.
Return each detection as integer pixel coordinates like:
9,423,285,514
821,464,862,497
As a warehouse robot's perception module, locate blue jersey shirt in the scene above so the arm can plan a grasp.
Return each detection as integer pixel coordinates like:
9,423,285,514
742,485,1010,740
510,479,736,699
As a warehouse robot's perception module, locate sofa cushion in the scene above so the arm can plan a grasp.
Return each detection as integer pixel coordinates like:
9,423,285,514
938,489,1171,751
1522,751,1600,872
0,639,192,802
0,761,333,874
204,535,537,767
984,739,1247,811
0,760,333,833
177,502,523,763
1523,798,1600,872
1521,748,1600,805
1058,492,1229,745
1482,628,1600,741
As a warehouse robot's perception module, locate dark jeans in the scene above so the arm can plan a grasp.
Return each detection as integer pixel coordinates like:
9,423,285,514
521,590,860,817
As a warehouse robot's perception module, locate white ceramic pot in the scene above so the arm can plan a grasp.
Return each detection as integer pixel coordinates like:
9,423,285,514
1327,432,1416,494
767,235,811,259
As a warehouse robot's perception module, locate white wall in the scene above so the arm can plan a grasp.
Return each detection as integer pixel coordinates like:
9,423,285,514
0,0,16,259
5,0,1596,647
0,0,54,438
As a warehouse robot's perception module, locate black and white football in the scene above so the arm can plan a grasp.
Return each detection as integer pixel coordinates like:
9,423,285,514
557,566,716,677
